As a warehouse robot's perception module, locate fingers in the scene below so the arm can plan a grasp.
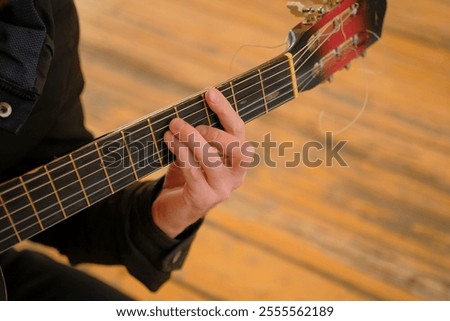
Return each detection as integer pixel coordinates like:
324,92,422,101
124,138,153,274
163,87,252,187
165,118,225,183
205,88,245,141
164,87,252,167
195,125,253,169
155,88,253,237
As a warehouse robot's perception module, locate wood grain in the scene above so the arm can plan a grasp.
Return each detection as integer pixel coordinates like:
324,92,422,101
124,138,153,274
22,0,449,300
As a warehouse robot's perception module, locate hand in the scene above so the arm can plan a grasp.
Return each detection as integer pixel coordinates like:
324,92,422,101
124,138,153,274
151,88,253,238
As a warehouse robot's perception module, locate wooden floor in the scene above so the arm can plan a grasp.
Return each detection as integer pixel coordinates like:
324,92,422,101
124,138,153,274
23,0,449,300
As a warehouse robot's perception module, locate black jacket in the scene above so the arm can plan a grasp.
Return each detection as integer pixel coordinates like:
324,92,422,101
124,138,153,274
0,0,199,295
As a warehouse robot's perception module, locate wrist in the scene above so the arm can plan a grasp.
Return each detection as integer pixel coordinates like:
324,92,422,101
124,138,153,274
151,199,188,239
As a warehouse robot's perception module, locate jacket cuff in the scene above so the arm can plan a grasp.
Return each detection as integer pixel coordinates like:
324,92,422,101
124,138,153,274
123,178,202,291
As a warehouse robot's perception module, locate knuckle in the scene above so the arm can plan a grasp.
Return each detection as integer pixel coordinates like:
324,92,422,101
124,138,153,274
196,125,209,135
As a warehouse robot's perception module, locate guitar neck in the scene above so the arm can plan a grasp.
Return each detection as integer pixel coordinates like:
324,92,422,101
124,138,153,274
0,52,300,253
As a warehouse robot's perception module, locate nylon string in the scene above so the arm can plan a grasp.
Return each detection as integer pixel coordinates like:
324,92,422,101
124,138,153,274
0,11,359,246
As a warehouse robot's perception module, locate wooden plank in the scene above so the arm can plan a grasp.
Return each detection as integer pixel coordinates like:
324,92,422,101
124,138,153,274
18,0,448,300
176,225,369,300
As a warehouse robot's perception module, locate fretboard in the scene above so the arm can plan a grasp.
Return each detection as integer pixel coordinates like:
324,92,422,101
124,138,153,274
0,52,300,253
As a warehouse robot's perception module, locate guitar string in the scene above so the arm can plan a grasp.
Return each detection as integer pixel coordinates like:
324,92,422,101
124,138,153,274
0,64,333,246
0,46,314,205
0,49,308,201
0,29,329,215
0,19,349,239
0,13,359,243
0,7,354,231
0,54,302,208
0,8,353,201
0,67,317,237
0,3,356,199
0,58,341,245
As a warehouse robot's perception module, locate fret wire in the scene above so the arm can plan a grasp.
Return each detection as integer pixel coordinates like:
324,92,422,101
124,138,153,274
173,105,180,118
1,38,323,214
257,68,269,114
147,118,164,167
118,70,294,165
202,93,212,126
0,43,338,245
1,65,299,215
0,64,314,242
285,52,299,98
227,80,296,124
19,176,44,230
0,134,159,238
0,52,302,202
0,194,21,242
7,72,284,218
0,33,319,202
0,65,306,225
69,154,91,207
95,142,115,194
0,22,343,245
2,63,304,213
121,131,139,181
242,95,294,124
44,165,68,219
228,81,239,115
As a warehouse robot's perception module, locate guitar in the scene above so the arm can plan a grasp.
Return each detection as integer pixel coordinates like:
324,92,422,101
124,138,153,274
0,0,386,299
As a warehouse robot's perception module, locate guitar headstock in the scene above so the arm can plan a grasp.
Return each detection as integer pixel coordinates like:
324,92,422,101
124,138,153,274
286,0,387,91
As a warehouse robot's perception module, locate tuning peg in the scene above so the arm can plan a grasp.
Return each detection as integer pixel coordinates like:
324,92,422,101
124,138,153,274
327,75,334,83
286,1,307,17
287,1,327,20
352,34,360,47
334,47,342,57
344,63,351,70
350,3,359,16
361,50,367,58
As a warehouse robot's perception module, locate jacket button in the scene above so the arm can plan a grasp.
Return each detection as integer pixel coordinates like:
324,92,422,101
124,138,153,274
0,102,12,118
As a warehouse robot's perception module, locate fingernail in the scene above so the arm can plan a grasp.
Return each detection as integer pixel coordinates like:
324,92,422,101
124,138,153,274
206,87,219,104
164,130,174,142
169,118,183,133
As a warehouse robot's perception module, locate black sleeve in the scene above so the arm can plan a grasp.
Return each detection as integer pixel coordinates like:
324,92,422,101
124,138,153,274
0,0,202,292
33,178,202,292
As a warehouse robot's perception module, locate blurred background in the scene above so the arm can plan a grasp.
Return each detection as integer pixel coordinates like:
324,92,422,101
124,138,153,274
26,0,449,300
